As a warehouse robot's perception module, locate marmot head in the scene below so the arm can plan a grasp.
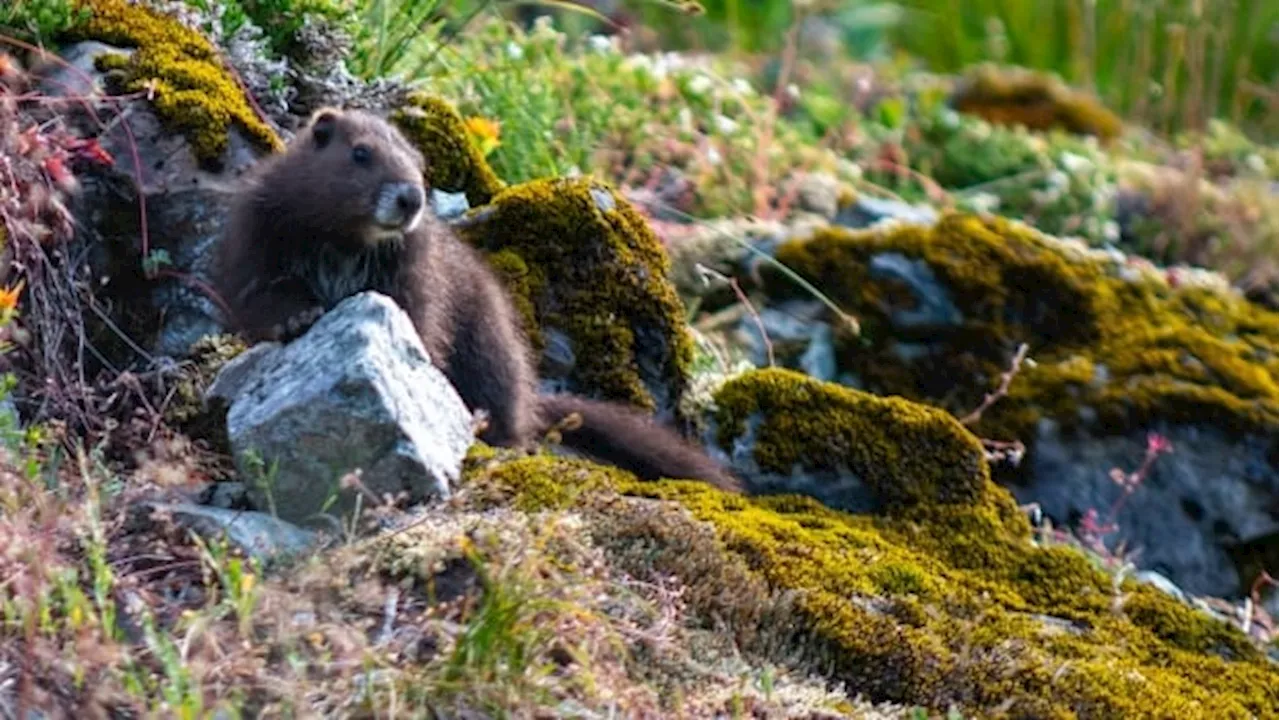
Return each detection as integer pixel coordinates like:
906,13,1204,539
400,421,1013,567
285,107,430,247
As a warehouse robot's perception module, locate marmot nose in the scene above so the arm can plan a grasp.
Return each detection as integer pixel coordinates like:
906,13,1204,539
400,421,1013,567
396,185,424,218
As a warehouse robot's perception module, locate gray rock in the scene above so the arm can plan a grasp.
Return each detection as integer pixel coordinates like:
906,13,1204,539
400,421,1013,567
798,323,836,382
730,299,837,382
433,189,471,221
867,252,964,330
1134,570,1188,603
1015,421,1277,598
144,502,322,565
203,481,251,510
207,292,477,526
834,196,938,229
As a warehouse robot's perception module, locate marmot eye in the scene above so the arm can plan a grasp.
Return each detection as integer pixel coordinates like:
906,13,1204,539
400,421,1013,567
351,145,373,166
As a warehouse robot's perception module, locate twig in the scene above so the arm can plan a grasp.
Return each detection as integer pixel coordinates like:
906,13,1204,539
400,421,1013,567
695,263,773,367
649,199,860,337
959,343,1030,426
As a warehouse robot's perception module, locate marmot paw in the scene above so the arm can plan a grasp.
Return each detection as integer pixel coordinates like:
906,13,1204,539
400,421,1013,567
267,305,325,341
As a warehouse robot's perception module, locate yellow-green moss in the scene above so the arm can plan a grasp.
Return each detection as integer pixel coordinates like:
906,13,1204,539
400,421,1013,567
455,176,695,412
457,452,1276,718
160,333,246,454
767,212,1279,444
952,63,1125,141
65,0,283,163
390,93,506,208
711,367,990,509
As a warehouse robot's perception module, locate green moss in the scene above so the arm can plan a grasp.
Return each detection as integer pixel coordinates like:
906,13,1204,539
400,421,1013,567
767,212,1279,443
1122,585,1260,660
390,93,506,208
463,451,624,513
458,452,1276,718
455,176,695,413
952,64,1125,141
711,367,989,509
66,0,283,164
162,333,247,452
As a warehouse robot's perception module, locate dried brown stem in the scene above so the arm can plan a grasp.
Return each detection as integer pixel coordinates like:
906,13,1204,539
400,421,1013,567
960,342,1030,426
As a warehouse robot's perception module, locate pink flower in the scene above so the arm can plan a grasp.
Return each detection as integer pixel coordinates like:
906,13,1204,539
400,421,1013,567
1146,432,1174,455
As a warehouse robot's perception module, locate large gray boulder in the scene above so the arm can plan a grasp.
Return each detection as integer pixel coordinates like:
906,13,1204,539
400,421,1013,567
206,292,476,527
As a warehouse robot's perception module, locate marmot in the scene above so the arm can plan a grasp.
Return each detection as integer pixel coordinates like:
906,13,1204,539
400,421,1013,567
213,107,740,492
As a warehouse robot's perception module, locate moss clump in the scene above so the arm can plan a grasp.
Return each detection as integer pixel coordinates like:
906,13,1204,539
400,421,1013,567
390,93,506,208
767,212,1279,444
455,176,695,413
163,332,247,438
711,367,989,509
458,451,1275,718
66,0,283,164
952,63,1125,141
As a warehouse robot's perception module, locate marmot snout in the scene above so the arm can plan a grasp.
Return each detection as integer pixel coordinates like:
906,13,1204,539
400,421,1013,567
374,182,426,234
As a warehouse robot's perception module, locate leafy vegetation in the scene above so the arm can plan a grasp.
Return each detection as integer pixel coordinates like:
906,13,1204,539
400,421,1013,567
0,0,1275,715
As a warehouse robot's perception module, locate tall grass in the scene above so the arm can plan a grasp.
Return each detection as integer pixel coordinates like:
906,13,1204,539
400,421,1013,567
889,0,1279,138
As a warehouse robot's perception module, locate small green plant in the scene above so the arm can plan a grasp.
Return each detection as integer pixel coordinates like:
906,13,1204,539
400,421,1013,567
345,0,453,79
0,0,91,43
181,0,355,59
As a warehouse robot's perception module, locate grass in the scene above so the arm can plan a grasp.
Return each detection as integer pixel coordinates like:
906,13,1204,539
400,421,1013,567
419,15,864,217
888,0,1279,139
0,428,911,715
619,0,1277,139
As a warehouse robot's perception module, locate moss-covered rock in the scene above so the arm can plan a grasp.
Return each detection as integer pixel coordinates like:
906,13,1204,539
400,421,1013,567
65,0,283,165
768,212,1277,442
458,448,1277,719
760,211,1279,598
455,176,695,415
706,367,989,513
390,92,507,208
952,63,1125,142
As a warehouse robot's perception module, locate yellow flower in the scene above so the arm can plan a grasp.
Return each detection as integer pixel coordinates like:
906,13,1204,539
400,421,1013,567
0,280,24,315
464,115,502,157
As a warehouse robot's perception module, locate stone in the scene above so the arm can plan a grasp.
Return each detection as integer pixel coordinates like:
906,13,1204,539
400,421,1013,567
1018,421,1277,598
207,292,477,526
142,502,322,565
834,195,938,230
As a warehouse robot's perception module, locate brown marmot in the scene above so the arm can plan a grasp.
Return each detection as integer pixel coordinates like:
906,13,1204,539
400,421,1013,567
213,106,740,492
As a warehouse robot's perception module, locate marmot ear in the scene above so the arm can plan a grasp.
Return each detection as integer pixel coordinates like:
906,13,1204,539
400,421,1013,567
309,108,342,149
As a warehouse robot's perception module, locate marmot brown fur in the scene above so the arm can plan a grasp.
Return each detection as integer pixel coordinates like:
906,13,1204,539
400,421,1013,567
213,107,740,493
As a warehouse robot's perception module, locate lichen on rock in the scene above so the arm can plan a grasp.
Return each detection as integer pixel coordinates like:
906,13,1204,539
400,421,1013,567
65,0,283,164
951,63,1125,141
454,176,696,416
163,332,247,451
390,92,506,208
